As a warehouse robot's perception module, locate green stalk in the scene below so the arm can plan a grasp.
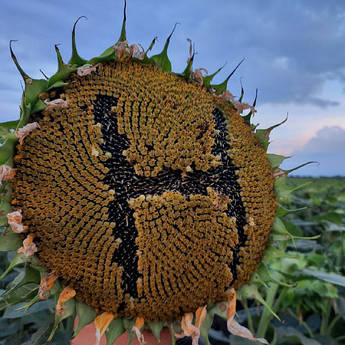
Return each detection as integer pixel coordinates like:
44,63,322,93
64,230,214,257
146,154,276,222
256,283,279,338
243,298,254,333
328,314,342,334
320,299,332,335
286,309,314,338
65,314,76,335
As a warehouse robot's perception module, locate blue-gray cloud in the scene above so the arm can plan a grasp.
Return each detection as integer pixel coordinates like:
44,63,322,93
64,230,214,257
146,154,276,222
1,0,345,112
285,126,345,176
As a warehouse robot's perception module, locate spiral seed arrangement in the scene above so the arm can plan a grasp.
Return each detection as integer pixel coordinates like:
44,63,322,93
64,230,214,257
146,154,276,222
0,3,290,344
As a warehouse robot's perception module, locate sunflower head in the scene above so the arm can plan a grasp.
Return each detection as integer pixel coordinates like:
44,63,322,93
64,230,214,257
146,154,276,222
0,3,291,344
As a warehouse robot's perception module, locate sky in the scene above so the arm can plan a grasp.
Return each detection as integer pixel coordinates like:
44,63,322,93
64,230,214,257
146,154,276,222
0,0,344,176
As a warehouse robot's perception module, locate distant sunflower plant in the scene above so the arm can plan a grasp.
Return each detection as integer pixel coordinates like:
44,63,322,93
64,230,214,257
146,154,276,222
0,2,310,344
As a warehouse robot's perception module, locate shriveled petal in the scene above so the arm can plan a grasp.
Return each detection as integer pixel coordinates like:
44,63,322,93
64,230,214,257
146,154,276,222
17,234,37,257
226,288,269,344
44,99,68,110
228,319,269,344
0,165,15,186
56,286,76,315
114,41,129,62
274,170,287,179
15,122,40,145
131,44,145,60
193,68,208,86
221,90,236,103
77,64,100,77
195,306,207,328
94,312,114,345
7,210,28,234
39,273,58,300
226,288,236,323
132,317,146,345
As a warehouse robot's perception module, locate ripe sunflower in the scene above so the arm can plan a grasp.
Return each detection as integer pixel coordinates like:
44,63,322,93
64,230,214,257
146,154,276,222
0,3,294,344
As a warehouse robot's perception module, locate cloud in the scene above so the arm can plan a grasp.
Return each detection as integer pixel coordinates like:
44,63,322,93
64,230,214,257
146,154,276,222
284,126,345,176
296,126,345,154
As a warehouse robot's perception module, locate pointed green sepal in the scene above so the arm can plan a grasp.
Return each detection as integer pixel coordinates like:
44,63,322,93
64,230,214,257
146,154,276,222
0,198,12,226
276,204,307,217
147,321,164,343
117,0,127,43
211,58,245,95
123,318,135,344
257,262,296,288
283,161,318,176
169,324,177,345
255,115,288,151
0,126,17,143
47,81,69,90
146,36,158,56
200,312,214,345
138,37,158,64
106,318,125,345
48,45,77,87
0,230,22,251
0,253,27,281
69,16,88,66
239,83,244,102
31,99,46,114
10,41,48,106
9,40,30,83
18,102,31,127
89,47,116,64
179,39,195,80
15,294,40,311
267,153,290,169
203,64,226,88
242,88,258,124
48,298,76,342
149,23,178,72
0,139,16,165
0,120,20,130
73,301,96,337
238,284,281,321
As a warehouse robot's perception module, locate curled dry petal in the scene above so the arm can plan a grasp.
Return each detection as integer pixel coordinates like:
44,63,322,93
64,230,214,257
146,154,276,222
44,99,68,110
176,307,207,345
15,122,40,145
94,312,114,345
77,64,101,77
17,234,37,257
221,91,256,115
131,44,145,60
226,288,269,344
274,170,287,179
114,41,129,62
193,68,208,86
39,272,58,300
228,319,269,344
7,210,28,233
132,317,145,345
195,306,207,329
0,165,15,186
56,286,76,315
